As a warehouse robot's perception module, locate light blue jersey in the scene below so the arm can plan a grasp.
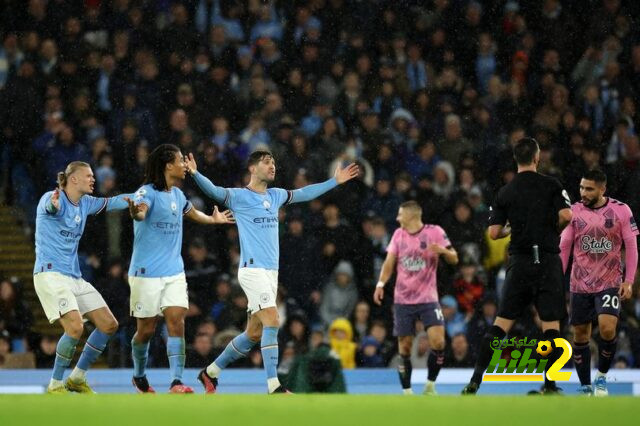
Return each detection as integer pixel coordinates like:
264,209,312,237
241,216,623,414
192,172,337,270
128,184,193,278
34,190,130,278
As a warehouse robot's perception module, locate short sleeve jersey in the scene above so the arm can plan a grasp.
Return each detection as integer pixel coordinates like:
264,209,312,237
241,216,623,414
387,225,451,304
128,184,193,277
489,171,571,254
34,191,110,278
563,199,639,293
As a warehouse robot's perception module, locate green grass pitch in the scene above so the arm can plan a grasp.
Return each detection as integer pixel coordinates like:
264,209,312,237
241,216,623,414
0,394,636,426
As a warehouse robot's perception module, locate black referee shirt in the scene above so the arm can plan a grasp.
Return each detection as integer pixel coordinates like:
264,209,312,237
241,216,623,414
488,171,571,254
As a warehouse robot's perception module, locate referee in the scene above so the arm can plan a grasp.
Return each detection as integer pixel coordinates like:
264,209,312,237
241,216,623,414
462,137,572,395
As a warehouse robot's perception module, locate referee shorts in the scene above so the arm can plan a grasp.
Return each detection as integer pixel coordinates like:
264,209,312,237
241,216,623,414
497,253,566,322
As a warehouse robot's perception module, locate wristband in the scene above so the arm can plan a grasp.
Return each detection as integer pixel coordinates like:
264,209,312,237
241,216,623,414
376,281,385,288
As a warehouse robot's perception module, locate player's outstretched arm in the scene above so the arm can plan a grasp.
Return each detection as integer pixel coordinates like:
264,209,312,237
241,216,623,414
185,205,235,225
105,193,136,211
186,153,228,203
45,189,61,214
334,162,359,184
124,197,148,221
373,252,397,306
289,163,359,204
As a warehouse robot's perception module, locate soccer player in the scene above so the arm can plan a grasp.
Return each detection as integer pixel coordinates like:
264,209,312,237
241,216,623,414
187,150,358,394
34,161,132,393
126,144,234,394
461,137,573,394
560,169,638,396
373,201,459,395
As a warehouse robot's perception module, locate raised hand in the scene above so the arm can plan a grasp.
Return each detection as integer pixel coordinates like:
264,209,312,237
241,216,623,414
185,153,198,175
50,188,60,210
124,197,143,220
334,162,359,184
210,205,235,225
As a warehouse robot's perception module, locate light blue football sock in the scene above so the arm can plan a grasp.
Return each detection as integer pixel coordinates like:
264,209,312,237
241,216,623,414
52,334,79,380
261,327,279,380
76,329,111,371
212,332,257,370
167,336,186,382
131,338,150,378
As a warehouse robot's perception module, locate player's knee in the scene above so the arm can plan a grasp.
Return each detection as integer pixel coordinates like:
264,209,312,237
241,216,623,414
431,339,445,351
136,323,156,341
398,338,412,355
66,322,84,339
573,326,590,343
398,344,411,355
600,326,616,341
166,318,184,334
248,329,262,342
102,319,119,335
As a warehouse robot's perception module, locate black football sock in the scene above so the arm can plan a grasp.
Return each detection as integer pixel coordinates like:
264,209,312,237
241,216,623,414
572,341,591,386
470,325,506,385
598,337,617,374
427,350,445,381
397,355,412,390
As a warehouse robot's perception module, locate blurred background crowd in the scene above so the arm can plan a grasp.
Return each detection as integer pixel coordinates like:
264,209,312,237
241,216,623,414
2,0,640,374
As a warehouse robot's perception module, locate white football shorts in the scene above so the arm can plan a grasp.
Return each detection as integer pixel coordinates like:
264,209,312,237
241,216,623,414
237,267,278,314
128,272,188,318
33,271,107,324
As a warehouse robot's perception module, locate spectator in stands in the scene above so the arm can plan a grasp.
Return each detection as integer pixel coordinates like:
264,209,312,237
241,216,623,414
0,278,31,352
4,0,640,371
186,333,217,368
452,261,485,315
320,260,359,327
280,312,310,356
441,295,468,338
445,333,474,368
367,320,396,367
351,301,372,344
328,317,356,369
185,237,219,315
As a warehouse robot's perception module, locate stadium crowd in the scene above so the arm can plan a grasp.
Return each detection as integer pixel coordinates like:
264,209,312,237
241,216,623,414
2,0,640,373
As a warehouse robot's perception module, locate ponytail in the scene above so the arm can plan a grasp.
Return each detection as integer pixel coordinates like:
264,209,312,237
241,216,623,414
57,171,67,188
57,161,91,188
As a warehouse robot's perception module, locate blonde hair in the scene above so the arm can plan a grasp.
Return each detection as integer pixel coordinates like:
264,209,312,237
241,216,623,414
57,161,91,188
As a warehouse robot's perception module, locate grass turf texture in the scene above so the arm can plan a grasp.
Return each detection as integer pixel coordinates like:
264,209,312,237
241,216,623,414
0,395,636,426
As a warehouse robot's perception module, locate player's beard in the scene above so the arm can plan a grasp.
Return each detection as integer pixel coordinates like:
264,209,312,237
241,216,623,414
582,197,597,207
